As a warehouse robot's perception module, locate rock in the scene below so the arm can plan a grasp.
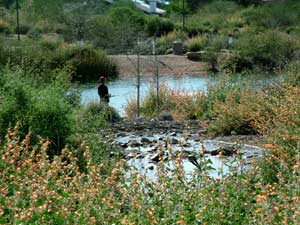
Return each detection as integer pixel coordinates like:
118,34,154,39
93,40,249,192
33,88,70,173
150,153,163,163
141,137,151,144
183,142,191,147
146,164,155,170
136,154,145,159
146,146,157,153
169,132,177,137
158,111,173,121
126,153,136,159
210,145,237,156
120,143,128,148
190,135,200,142
129,141,142,147
171,138,178,145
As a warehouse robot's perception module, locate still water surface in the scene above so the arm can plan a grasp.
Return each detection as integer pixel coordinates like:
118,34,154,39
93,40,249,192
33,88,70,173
80,75,214,115
78,74,275,116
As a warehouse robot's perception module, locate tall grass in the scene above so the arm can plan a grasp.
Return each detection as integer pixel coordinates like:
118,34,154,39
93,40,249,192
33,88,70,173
125,84,205,120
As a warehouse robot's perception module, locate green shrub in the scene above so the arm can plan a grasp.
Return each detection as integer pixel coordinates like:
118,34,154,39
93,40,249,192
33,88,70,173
241,3,299,29
146,16,175,36
16,23,32,34
185,35,208,52
63,46,119,82
228,30,300,71
28,87,73,156
207,34,228,51
78,102,120,132
109,6,145,29
0,69,74,157
0,19,10,34
27,28,41,40
0,40,119,82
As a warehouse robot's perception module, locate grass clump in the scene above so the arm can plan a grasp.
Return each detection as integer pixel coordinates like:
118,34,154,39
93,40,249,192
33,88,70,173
77,102,120,132
184,35,208,52
125,84,205,120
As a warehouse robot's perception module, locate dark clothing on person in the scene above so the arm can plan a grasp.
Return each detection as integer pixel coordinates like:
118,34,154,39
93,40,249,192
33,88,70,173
98,84,109,103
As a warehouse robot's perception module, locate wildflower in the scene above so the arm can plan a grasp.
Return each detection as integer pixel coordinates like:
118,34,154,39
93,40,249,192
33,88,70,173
272,206,279,213
256,194,267,203
281,217,288,225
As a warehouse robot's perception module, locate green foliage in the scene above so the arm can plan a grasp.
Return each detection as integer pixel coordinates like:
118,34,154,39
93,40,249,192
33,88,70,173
109,6,145,29
0,39,119,82
229,0,261,6
157,30,188,54
146,16,175,36
186,1,241,36
16,23,32,35
240,3,300,29
0,69,74,156
64,46,119,82
28,87,73,156
1,0,15,9
227,30,300,71
77,102,120,132
184,35,208,52
0,19,10,34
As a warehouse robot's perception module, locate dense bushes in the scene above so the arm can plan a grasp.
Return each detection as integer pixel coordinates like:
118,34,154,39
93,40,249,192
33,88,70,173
0,19,10,34
109,6,145,29
146,16,175,36
224,30,300,72
0,39,119,82
2,105,300,224
64,47,119,82
0,69,74,156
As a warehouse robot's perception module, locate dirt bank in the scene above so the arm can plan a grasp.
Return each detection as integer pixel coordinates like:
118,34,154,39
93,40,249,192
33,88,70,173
110,55,207,78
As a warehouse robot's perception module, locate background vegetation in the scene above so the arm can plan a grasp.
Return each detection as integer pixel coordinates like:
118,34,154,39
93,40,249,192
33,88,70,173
2,0,300,224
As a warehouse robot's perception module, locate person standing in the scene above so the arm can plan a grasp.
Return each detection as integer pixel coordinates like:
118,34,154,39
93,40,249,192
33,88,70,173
98,76,110,104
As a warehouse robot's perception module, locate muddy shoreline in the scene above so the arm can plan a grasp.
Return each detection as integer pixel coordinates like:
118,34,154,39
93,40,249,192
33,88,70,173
110,55,208,78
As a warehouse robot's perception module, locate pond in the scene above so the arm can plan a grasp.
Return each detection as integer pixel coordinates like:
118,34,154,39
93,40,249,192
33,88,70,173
78,74,276,116
79,75,214,116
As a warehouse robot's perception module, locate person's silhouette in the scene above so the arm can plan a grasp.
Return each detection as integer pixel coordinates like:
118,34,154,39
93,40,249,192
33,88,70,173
98,76,110,104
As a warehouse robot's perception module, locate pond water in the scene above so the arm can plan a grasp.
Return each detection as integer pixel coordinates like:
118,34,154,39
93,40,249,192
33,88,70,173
79,75,214,115
78,74,276,116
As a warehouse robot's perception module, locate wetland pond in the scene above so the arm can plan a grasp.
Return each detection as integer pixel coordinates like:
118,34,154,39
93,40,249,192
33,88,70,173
78,74,275,116
76,74,271,178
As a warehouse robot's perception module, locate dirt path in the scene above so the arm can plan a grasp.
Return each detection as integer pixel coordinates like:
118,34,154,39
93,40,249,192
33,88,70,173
110,55,208,78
